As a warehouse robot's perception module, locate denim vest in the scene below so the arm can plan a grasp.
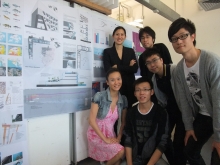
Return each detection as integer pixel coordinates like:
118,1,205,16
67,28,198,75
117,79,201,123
92,88,128,132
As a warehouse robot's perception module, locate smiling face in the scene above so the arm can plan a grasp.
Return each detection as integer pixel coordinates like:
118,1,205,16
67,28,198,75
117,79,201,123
134,82,154,104
140,33,154,49
106,71,122,92
112,28,126,45
171,28,195,56
145,54,163,75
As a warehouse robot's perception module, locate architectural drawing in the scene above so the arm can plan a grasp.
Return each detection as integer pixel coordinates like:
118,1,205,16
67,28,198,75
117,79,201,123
0,82,6,94
79,14,91,43
0,95,4,110
0,32,6,43
93,61,105,78
63,44,77,69
1,123,24,145
77,45,92,70
0,57,6,76
0,45,6,55
8,45,22,56
63,16,76,40
8,33,22,45
24,88,92,118
24,35,58,68
25,1,58,32
7,58,22,76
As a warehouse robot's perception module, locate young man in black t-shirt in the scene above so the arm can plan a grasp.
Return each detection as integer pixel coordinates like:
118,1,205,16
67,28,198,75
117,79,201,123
124,77,169,165
143,48,186,165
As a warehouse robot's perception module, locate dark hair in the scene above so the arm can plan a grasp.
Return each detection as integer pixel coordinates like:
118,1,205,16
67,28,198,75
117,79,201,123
112,26,126,36
105,68,121,81
142,48,161,63
139,26,155,43
168,17,196,46
133,77,154,89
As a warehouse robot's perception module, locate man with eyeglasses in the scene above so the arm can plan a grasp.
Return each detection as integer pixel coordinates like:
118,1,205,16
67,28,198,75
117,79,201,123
143,48,186,165
168,17,220,165
124,77,169,165
138,26,173,79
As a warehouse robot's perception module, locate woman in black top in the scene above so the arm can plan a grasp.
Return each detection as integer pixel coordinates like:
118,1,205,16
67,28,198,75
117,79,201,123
103,26,138,108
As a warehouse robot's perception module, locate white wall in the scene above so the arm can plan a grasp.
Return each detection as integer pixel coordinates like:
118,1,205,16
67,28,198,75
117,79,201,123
74,110,90,162
139,0,220,63
27,114,70,165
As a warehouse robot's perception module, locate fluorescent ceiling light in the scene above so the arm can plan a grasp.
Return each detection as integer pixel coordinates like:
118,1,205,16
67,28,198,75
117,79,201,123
125,17,143,28
127,21,143,28
134,18,143,23
153,9,159,13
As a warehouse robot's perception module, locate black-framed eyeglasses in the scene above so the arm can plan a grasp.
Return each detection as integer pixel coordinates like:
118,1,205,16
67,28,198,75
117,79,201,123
145,58,160,66
170,33,190,43
135,88,152,93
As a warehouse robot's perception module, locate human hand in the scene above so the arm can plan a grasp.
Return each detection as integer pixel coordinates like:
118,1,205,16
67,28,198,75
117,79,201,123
212,141,220,158
112,65,117,68
184,130,197,146
104,137,118,144
129,60,136,66
116,136,121,143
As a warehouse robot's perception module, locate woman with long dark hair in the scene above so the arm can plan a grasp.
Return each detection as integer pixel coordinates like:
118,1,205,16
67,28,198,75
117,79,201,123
103,26,138,108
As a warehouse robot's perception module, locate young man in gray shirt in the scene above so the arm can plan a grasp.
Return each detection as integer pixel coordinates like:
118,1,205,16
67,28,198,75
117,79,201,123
168,17,220,165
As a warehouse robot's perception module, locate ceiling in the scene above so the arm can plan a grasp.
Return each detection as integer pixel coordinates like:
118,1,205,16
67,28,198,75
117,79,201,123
119,0,140,7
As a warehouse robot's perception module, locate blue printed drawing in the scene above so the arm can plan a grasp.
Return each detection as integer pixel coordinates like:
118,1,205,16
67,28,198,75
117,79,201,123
8,33,22,45
8,59,22,76
8,59,22,67
94,47,104,61
13,152,23,161
0,32,6,43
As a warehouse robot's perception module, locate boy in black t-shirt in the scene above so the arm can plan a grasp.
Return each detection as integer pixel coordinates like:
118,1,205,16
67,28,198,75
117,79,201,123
124,77,169,165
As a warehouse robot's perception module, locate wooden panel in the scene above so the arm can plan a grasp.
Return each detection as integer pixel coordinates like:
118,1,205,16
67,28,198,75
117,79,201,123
66,0,112,15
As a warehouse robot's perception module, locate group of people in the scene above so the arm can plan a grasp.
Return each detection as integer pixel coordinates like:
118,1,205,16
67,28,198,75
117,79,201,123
86,17,220,165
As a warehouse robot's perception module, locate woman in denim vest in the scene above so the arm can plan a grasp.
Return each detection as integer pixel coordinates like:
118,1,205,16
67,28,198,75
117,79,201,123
87,68,128,165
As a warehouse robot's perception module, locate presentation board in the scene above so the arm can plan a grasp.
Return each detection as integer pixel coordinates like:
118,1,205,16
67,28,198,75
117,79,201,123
0,0,143,164
21,0,143,118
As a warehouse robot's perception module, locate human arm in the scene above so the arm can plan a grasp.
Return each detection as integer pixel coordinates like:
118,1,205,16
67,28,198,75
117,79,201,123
117,48,138,74
175,76,195,145
103,49,114,72
117,108,127,142
171,63,197,148
124,108,134,163
139,53,147,77
147,149,163,165
130,59,136,66
173,63,195,138
125,146,133,165
109,61,136,69
117,96,128,141
184,130,197,146
207,53,220,151
152,108,169,163
212,141,220,157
